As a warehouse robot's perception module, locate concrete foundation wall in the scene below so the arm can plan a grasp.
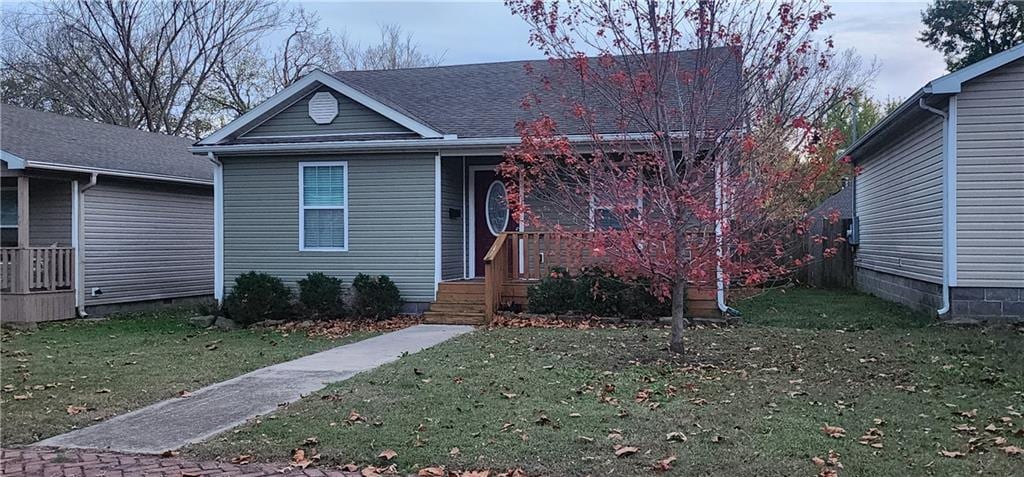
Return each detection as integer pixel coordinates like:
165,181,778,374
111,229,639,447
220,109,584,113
856,266,1023,321
855,266,943,314
950,287,1024,321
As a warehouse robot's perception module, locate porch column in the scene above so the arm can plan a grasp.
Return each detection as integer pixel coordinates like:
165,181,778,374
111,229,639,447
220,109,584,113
14,176,30,293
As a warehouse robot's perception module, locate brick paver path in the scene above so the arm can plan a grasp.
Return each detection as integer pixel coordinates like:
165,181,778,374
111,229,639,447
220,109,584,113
0,448,360,477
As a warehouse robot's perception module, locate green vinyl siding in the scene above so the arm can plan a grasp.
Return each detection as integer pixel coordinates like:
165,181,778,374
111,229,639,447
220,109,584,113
222,154,437,302
241,87,411,138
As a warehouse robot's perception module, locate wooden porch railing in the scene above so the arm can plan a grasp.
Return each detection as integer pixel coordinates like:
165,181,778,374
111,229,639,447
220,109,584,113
482,231,600,321
0,247,75,293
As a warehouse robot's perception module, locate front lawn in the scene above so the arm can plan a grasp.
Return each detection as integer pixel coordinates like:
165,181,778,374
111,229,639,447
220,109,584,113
0,309,376,445
189,289,1024,476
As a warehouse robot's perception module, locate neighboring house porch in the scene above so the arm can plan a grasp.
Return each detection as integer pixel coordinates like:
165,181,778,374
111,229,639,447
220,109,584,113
1,174,77,323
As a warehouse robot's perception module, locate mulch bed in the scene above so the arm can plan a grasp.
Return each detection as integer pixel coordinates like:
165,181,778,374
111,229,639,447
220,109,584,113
273,316,423,339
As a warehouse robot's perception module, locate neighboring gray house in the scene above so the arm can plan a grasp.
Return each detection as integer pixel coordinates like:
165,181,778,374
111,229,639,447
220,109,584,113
1,105,214,323
191,51,742,323
846,44,1024,320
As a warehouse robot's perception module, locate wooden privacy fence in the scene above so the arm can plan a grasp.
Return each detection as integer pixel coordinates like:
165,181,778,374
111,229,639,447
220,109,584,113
0,247,75,292
792,218,854,288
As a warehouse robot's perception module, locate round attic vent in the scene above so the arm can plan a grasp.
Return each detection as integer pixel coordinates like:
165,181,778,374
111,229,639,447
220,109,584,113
308,91,338,124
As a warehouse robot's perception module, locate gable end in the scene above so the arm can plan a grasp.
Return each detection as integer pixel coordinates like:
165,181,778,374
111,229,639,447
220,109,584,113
240,86,413,139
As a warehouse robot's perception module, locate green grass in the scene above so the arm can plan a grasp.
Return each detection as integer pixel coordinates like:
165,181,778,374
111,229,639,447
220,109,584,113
188,289,1024,476
0,309,375,445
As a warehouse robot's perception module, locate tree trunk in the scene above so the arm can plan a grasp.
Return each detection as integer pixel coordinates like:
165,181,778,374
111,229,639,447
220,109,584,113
669,278,687,354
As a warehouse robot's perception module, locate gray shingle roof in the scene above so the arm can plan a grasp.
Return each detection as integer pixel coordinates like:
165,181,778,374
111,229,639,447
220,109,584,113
1,105,212,182
332,48,741,138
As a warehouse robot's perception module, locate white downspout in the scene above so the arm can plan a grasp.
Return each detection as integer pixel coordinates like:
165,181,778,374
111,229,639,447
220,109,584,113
208,152,224,303
75,173,97,316
714,160,739,316
918,97,955,316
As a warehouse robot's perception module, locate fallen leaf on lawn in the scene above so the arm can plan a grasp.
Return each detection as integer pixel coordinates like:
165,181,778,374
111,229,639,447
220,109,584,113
873,418,885,426
857,427,884,448
13,394,30,400
501,393,517,399
811,456,826,466
230,454,252,465
160,450,179,458
418,466,446,477
178,390,193,398
634,389,652,403
66,405,87,415
449,447,460,457
1002,445,1024,456
362,465,393,477
607,431,623,440
666,432,687,442
939,450,965,458
821,425,846,438
952,424,976,433
290,449,311,468
577,435,594,442
378,449,398,461
958,409,978,418
95,388,111,394
534,414,551,426
711,435,724,443
985,423,1002,432
568,412,581,418
347,410,364,424
994,436,1008,445
303,436,319,446
653,455,676,471
340,463,359,472
613,445,639,457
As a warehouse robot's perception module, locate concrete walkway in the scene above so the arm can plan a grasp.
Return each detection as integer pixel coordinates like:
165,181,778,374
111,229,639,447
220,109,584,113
37,324,473,454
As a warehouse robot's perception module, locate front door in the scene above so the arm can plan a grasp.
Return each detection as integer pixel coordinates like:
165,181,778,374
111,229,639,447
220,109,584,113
473,169,515,276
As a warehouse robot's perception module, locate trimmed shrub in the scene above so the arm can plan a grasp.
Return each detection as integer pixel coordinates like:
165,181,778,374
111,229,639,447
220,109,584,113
527,268,577,314
298,272,346,319
527,267,669,319
351,273,403,320
223,272,293,326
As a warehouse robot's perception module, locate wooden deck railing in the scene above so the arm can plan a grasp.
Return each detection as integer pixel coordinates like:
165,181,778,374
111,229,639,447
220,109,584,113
0,247,75,293
482,231,601,321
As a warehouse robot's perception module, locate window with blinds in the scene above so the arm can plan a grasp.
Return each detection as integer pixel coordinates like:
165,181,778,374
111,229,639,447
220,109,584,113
299,162,348,251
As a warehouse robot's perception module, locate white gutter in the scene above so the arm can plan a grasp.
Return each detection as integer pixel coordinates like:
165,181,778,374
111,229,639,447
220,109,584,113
917,97,956,316
15,161,212,186
188,132,715,156
208,152,224,303
75,173,98,316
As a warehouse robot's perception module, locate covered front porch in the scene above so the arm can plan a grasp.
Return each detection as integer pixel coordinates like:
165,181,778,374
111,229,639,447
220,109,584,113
429,156,719,324
1,174,78,323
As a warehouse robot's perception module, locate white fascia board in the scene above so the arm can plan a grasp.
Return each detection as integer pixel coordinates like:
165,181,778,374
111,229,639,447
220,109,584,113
18,161,212,186
197,70,443,146
928,43,1024,94
188,131,699,156
0,150,27,169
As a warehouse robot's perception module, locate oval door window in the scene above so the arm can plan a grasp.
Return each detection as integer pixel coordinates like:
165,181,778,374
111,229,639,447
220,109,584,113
485,180,509,236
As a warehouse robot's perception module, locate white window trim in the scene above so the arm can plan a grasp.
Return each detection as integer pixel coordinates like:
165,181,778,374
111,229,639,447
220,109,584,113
298,161,349,252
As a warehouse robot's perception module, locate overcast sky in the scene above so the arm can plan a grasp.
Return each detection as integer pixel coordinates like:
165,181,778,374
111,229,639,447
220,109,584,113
305,0,948,102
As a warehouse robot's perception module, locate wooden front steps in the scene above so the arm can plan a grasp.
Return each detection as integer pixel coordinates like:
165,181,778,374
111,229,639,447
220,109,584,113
423,280,487,325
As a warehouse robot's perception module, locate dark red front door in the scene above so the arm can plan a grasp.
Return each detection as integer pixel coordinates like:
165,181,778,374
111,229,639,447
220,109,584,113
474,170,516,276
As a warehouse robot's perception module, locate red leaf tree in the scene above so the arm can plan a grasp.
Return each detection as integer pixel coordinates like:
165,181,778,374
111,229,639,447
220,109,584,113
502,0,867,353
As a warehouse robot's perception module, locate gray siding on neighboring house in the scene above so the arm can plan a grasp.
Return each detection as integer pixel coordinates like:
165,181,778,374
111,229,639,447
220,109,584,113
29,178,72,247
83,178,214,305
441,157,465,280
955,58,1024,288
241,87,411,138
855,114,945,284
221,154,437,302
